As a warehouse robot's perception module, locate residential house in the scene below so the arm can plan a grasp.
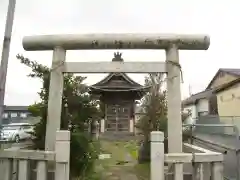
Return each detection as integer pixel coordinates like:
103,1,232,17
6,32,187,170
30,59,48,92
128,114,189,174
206,68,240,90
182,68,240,124
214,78,240,117
211,77,240,134
182,89,217,124
2,106,31,124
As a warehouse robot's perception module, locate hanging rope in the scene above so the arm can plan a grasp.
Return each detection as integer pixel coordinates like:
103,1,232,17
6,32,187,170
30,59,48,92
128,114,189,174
50,60,65,72
167,60,184,83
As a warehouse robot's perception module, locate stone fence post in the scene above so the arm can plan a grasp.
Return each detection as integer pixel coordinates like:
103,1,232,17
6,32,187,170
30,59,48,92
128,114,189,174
55,130,70,180
151,131,164,180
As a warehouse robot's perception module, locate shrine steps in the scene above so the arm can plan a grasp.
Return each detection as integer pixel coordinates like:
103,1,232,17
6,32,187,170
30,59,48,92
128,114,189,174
99,132,138,141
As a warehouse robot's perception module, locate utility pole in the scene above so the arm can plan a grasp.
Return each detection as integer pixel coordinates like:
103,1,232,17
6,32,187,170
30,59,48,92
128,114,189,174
188,84,192,96
0,0,16,127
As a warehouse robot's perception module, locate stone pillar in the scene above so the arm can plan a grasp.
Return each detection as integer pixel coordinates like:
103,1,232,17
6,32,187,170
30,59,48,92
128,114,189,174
95,121,99,139
100,119,105,133
166,44,183,178
129,119,134,133
133,104,138,135
45,46,66,151
166,44,182,153
151,131,164,180
91,121,99,139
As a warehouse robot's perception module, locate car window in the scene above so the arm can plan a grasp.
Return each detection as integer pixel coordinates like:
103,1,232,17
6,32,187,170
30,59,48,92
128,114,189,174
22,126,32,130
3,126,21,130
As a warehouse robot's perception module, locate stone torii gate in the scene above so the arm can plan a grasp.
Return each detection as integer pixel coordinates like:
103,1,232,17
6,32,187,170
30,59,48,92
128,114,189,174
22,33,209,156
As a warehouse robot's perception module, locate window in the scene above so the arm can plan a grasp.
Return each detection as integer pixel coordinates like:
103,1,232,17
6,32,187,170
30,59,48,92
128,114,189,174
2,113,8,118
10,113,18,118
3,126,21,130
198,111,208,117
22,125,32,130
20,113,27,118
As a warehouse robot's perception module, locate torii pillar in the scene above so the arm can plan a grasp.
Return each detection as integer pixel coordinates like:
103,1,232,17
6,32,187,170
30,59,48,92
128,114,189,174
22,34,210,157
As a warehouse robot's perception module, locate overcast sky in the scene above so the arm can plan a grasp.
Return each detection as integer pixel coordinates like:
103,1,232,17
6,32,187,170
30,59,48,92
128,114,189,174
0,0,239,105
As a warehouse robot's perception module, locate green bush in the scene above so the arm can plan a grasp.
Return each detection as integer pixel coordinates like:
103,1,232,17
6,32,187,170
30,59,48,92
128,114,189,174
70,132,100,178
17,54,101,179
136,73,191,162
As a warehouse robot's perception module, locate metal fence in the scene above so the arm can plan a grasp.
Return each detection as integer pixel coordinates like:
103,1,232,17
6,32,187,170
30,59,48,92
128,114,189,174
190,115,240,136
183,115,240,180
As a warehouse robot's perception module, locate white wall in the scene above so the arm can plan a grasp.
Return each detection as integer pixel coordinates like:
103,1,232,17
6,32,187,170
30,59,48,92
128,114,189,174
183,98,209,124
196,99,209,115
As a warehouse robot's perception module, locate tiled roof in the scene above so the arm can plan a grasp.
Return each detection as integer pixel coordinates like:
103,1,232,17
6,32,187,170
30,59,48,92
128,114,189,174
182,89,214,106
220,68,240,76
206,68,240,89
91,73,143,88
214,77,240,93
4,106,29,111
184,68,240,106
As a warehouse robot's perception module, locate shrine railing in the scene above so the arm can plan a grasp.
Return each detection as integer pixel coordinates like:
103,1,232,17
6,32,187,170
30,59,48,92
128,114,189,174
0,130,70,180
151,131,224,180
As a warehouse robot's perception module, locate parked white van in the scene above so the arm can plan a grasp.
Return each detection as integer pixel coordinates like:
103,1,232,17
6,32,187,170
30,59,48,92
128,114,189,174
0,123,34,143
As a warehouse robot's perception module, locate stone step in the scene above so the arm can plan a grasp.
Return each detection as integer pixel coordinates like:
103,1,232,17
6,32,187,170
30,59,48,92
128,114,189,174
100,132,137,141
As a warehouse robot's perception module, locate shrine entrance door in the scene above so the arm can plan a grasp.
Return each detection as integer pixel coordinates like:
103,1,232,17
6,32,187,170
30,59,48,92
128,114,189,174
106,103,130,132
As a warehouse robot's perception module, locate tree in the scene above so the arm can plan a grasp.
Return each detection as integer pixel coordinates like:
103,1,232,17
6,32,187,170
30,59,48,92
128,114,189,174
136,73,167,162
16,54,101,178
28,103,42,117
136,73,191,163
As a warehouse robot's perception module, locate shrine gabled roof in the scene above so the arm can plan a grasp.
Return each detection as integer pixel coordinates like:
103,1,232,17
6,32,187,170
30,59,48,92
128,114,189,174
89,52,148,94
91,72,143,88
88,72,150,95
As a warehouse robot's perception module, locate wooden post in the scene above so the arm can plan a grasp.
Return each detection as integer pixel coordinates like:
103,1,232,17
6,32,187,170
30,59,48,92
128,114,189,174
151,131,164,180
130,119,134,133
95,121,99,139
55,130,70,180
100,119,105,133
45,47,66,151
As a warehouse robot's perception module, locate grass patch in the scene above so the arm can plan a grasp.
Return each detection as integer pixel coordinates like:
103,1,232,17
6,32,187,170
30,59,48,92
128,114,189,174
94,141,130,173
93,140,151,179
134,162,150,180
122,140,139,159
